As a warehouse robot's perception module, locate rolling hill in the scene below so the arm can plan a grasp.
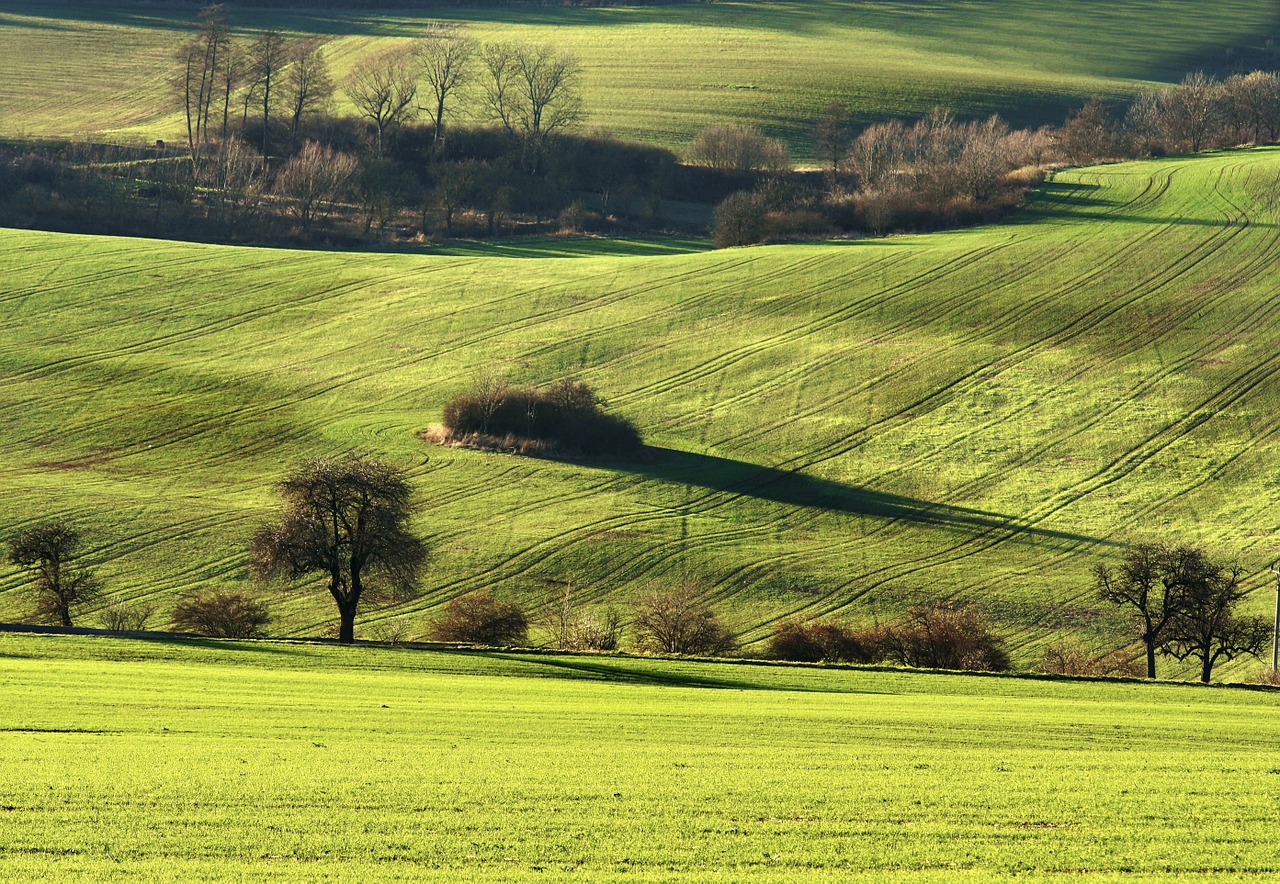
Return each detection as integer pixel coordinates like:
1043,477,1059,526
1,0,1279,152
4,148,1280,675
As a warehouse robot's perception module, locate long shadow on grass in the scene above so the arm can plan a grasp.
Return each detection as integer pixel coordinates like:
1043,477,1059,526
470,651,888,694
616,447,1111,547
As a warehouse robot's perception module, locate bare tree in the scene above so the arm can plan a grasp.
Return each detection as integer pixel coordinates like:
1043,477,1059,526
1160,551,1269,683
250,455,427,643
248,28,289,158
480,42,583,143
1095,541,1183,679
284,38,334,138
175,4,231,171
346,46,419,158
813,101,852,185
1058,98,1122,163
1160,72,1225,153
416,22,476,145
687,123,790,174
631,582,735,655
7,522,102,627
273,140,357,234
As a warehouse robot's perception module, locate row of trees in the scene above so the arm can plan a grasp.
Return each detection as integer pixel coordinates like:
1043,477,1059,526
6,487,1272,681
178,6,581,166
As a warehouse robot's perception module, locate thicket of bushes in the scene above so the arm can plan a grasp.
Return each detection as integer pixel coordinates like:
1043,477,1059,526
441,378,642,457
767,602,1011,672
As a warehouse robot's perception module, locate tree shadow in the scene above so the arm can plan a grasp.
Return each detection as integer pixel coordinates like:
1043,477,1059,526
611,447,1111,547
468,651,891,694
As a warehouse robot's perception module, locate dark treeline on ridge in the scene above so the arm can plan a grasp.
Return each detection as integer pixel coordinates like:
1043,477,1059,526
3,7,1280,250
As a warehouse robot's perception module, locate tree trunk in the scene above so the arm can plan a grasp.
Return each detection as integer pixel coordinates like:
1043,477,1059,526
338,608,356,643
1200,656,1213,684
59,603,72,628
1146,641,1157,679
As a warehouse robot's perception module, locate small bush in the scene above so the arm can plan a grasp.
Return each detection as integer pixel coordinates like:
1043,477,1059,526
171,589,271,639
632,584,736,656
432,589,528,646
1252,666,1280,686
98,602,154,635
878,602,1010,672
1036,640,1138,677
562,609,624,651
442,377,641,457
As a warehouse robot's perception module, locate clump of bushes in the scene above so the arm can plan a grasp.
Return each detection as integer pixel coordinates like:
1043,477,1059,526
631,584,737,656
441,377,641,457
767,601,1009,672
431,589,529,646
171,589,271,638
767,620,881,663
878,602,1010,671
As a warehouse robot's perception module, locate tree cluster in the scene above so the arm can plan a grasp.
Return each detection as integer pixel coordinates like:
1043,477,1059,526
1096,542,1269,683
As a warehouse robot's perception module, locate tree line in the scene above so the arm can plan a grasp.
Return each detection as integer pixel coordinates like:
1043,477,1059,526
6,461,1274,682
5,3,1280,249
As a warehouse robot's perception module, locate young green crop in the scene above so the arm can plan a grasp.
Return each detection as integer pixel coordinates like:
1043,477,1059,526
1,0,1277,152
6,150,1280,676
2,632,1279,880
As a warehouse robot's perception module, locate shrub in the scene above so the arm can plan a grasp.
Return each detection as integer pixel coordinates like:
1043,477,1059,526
632,584,736,656
878,602,1010,671
768,620,882,663
98,602,155,635
171,589,271,638
432,589,528,646
442,377,642,457
712,191,767,248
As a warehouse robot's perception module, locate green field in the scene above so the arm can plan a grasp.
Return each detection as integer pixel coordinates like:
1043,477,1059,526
2,632,1278,880
5,148,1280,674
1,0,1279,151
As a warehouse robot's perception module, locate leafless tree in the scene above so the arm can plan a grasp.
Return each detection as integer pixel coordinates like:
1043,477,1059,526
813,101,852,185
176,4,231,171
273,140,357,233
247,28,290,158
416,22,476,145
346,45,419,158
1096,541,1183,679
1159,550,1269,683
1160,72,1225,153
7,522,102,628
480,42,583,142
631,582,735,655
1058,98,1123,163
250,455,427,643
687,123,790,174
284,38,334,138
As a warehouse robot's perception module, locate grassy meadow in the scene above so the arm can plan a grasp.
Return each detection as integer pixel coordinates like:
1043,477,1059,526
1,0,1279,151
5,148,1280,675
2,632,1279,880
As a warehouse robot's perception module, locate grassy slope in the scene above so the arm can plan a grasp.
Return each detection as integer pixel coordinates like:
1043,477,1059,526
4,149,1280,676
1,1,1279,151
2,632,1279,880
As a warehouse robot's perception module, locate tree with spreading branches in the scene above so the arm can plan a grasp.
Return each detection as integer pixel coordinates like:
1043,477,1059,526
7,521,102,627
250,455,427,643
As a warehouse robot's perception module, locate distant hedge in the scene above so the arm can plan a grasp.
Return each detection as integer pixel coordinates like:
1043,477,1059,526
442,378,642,457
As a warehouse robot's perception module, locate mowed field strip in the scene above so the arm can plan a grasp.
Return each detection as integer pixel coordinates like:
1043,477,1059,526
5,149,1280,673
1,633,1279,880
1,0,1279,149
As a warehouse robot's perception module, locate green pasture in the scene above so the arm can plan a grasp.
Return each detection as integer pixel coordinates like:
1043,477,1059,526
1,0,1279,152
1,632,1278,880
5,149,1280,676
